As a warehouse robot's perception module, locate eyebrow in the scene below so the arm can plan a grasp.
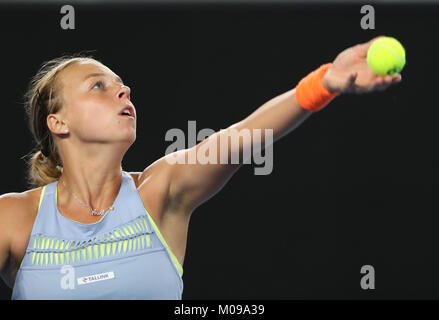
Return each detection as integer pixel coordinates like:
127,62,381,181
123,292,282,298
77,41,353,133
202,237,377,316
84,72,124,84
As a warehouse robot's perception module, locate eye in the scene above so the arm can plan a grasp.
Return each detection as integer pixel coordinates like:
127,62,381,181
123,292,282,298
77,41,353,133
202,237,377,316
92,80,105,90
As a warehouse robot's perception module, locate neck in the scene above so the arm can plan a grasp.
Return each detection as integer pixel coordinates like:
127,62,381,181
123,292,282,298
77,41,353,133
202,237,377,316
58,170,122,212
57,143,127,212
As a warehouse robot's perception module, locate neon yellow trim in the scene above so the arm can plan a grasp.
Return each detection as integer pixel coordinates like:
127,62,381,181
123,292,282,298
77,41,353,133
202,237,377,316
135,221,142,233
38,186,46,210
117,241,122,254
123,239,128,253
145,234,150,248
94,244,99,259
82,248,86,261
106,242,111,256
141,234,145,249
112,241,117,256
41,237,46,250
23,185,46,266
87,246,92,260
141,217,149,231
143,209,183,277
100,243,105,257
23,186,45,267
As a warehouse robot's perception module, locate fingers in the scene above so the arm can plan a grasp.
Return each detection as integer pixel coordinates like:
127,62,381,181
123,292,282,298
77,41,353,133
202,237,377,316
392,73,402,82
342,71,402,94
373,73,402,91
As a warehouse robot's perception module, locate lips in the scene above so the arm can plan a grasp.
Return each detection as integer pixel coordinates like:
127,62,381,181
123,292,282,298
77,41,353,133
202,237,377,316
119,105,135,118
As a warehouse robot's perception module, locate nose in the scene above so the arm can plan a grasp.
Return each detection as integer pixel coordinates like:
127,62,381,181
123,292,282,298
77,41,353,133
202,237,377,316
117,84,131,101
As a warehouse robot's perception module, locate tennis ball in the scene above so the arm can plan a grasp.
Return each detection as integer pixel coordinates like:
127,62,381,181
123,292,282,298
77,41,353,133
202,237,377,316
367,37,406,76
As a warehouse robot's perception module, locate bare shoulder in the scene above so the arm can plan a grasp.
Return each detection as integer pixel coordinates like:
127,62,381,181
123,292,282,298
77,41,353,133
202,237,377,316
132,155,174,187
0,189,40,222
0,188,41,241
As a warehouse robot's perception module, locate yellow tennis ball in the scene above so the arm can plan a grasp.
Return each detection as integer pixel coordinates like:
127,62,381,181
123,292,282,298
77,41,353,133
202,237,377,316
367,36,406,76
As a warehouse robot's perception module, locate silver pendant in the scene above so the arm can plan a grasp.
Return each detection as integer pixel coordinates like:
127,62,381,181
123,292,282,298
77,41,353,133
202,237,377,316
91,206,114,216
91,209,105,216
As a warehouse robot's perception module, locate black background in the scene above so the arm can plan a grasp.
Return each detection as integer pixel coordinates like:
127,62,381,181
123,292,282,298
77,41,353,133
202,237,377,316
0,2,437,300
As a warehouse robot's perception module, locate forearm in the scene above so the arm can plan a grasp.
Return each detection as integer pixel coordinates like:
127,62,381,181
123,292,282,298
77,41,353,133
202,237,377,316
231,87,315,145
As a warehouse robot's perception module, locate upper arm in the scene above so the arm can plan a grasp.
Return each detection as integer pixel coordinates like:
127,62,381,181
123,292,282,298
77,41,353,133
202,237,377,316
135,157,178,222
165,127,245,214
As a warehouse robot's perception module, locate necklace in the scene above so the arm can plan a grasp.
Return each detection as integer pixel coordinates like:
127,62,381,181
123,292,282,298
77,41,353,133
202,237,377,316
60,176,115,216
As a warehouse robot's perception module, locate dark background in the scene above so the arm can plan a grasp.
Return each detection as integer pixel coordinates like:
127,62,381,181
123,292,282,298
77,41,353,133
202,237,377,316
0,1,437,299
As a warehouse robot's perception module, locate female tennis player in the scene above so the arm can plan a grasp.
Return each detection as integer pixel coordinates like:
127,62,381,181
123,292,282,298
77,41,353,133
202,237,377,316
0,36,401,299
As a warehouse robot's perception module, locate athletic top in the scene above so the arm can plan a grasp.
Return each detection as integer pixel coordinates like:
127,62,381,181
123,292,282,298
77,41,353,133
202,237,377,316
11,171,184,300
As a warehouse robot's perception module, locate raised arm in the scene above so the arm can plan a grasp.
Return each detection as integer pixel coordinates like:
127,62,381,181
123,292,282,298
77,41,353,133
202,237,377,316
157,36,402,215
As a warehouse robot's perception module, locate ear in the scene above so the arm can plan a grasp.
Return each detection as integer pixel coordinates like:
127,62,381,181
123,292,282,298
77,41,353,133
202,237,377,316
47,113,68,135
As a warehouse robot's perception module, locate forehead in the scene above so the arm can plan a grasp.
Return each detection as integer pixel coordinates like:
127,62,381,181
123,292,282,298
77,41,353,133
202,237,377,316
59,61,118,88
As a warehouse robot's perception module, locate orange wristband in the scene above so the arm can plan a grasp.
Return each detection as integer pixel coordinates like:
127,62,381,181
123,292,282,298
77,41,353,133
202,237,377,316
295,63,340,112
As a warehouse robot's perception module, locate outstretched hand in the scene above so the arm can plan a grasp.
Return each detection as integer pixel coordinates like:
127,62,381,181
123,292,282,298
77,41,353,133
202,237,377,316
321,36,402,94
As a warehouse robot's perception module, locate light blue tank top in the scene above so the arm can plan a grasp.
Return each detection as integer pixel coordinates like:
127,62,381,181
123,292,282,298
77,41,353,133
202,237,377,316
11,171,183,300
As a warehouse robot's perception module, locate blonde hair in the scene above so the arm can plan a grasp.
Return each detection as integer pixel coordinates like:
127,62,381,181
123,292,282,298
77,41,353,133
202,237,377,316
23,54,101,189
